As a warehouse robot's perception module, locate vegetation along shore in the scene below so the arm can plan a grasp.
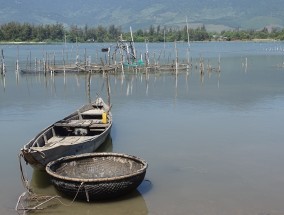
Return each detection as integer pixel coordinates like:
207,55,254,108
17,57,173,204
1,22,284,43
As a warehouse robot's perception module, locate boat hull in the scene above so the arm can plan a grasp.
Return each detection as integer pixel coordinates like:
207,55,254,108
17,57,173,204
22,129,111,170
21,98,112,170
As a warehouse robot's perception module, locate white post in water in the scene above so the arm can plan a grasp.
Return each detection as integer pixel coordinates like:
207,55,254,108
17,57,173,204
175,40,178,74
186,16,190,66
145,39,149,66
1,49,6,76
130,26,136,60
164,29,166,49
16,46,19,73
218,54,221,72
34,57,37,72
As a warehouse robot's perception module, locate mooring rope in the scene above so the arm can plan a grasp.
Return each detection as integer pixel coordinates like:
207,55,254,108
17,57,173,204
50,182,85,207
72,182,85,204
16,153,83,213
18,153,32,193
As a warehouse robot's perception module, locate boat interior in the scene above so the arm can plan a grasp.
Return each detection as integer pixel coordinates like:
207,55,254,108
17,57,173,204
30,106,111,148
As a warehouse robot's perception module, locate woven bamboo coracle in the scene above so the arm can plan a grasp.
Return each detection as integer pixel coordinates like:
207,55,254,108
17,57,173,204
46,152,148,201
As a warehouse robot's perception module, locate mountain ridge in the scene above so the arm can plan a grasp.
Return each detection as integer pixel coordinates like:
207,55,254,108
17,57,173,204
0,0,283,32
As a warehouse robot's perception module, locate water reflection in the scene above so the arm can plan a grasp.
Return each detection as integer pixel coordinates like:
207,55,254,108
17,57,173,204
27,171,148,215
95,134,113,152
12,57,222,99
0,74,5,90
4,42,284,215
6,56,272,111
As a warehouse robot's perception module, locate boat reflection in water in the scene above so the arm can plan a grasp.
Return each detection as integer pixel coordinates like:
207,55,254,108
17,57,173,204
27,135,149,215
95,134,113,153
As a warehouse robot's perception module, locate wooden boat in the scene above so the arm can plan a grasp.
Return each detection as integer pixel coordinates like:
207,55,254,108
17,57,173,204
51,65,84,74
45,152,148,201
21,97,112,170
20,69,45,74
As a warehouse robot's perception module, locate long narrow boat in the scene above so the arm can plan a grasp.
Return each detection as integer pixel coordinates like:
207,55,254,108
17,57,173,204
20,97,112,170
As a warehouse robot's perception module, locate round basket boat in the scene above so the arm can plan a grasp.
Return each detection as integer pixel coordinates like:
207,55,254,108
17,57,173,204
45,152,148,201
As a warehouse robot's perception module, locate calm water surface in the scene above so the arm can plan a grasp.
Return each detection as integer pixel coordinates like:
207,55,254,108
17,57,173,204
1,42,284,215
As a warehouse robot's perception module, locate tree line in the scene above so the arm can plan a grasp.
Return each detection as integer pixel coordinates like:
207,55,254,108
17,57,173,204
0,22,284,43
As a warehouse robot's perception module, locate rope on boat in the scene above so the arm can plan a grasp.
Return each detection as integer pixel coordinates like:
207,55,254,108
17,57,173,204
16,153,64,213
15,192,60,212
49,182,85,207
53,182,85,206
28,148,46,158
72,182,85,203
42,182,85,207
18,153,32,193
17,152,84,202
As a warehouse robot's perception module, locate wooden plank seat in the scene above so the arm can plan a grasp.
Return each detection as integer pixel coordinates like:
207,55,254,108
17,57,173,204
81,109,104,115
89,123,110,128
54,120,109,128
44,136,92,148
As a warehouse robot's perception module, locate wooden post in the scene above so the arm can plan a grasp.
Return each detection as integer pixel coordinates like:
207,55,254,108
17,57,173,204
186,16,190,66
2,49,5,74
62,49,66,76
0,50,2,74
164,29,166,49
16,46,19,73
29,50,32,72
174,41,178,74
34,57,37,72
218,54,221,72
1,49,5,75
84,48,87,70
108,47,111,65
87,71,91,103
145,39,149,66
43,53,46,75
96,50,99,64
130,26,136,60
66,51,69,67
106,72,111,107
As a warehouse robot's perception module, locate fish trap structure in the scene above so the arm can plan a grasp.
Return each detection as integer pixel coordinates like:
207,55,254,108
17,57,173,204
46,152,148,201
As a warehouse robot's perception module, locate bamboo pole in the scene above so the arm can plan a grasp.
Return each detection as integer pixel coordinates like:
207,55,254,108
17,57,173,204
145,39,149,66
108,47,111,65
16,46,19,73
164,29,166,49
84,48,87,70
186,16,191,66
29,50,32,72
53,51,55,68
34,57,37,72
1,49,5,75
87,71,91,103
174,41,178,74
106,71,111,107
130,26,136,59
0,50,2,74
218,54,221,72
62,49,66,80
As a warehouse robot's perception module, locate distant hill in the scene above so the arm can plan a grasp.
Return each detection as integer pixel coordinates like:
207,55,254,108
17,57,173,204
0,0,283,32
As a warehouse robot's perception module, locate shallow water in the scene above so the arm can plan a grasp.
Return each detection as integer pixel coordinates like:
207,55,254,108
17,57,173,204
1,42,284,214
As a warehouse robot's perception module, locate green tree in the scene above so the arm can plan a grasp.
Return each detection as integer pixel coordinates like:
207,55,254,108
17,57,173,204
49,23,64,41
149,25,155,36
1,22,20,41
20,23,33,41
96,25,107,42
68,25,82,42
